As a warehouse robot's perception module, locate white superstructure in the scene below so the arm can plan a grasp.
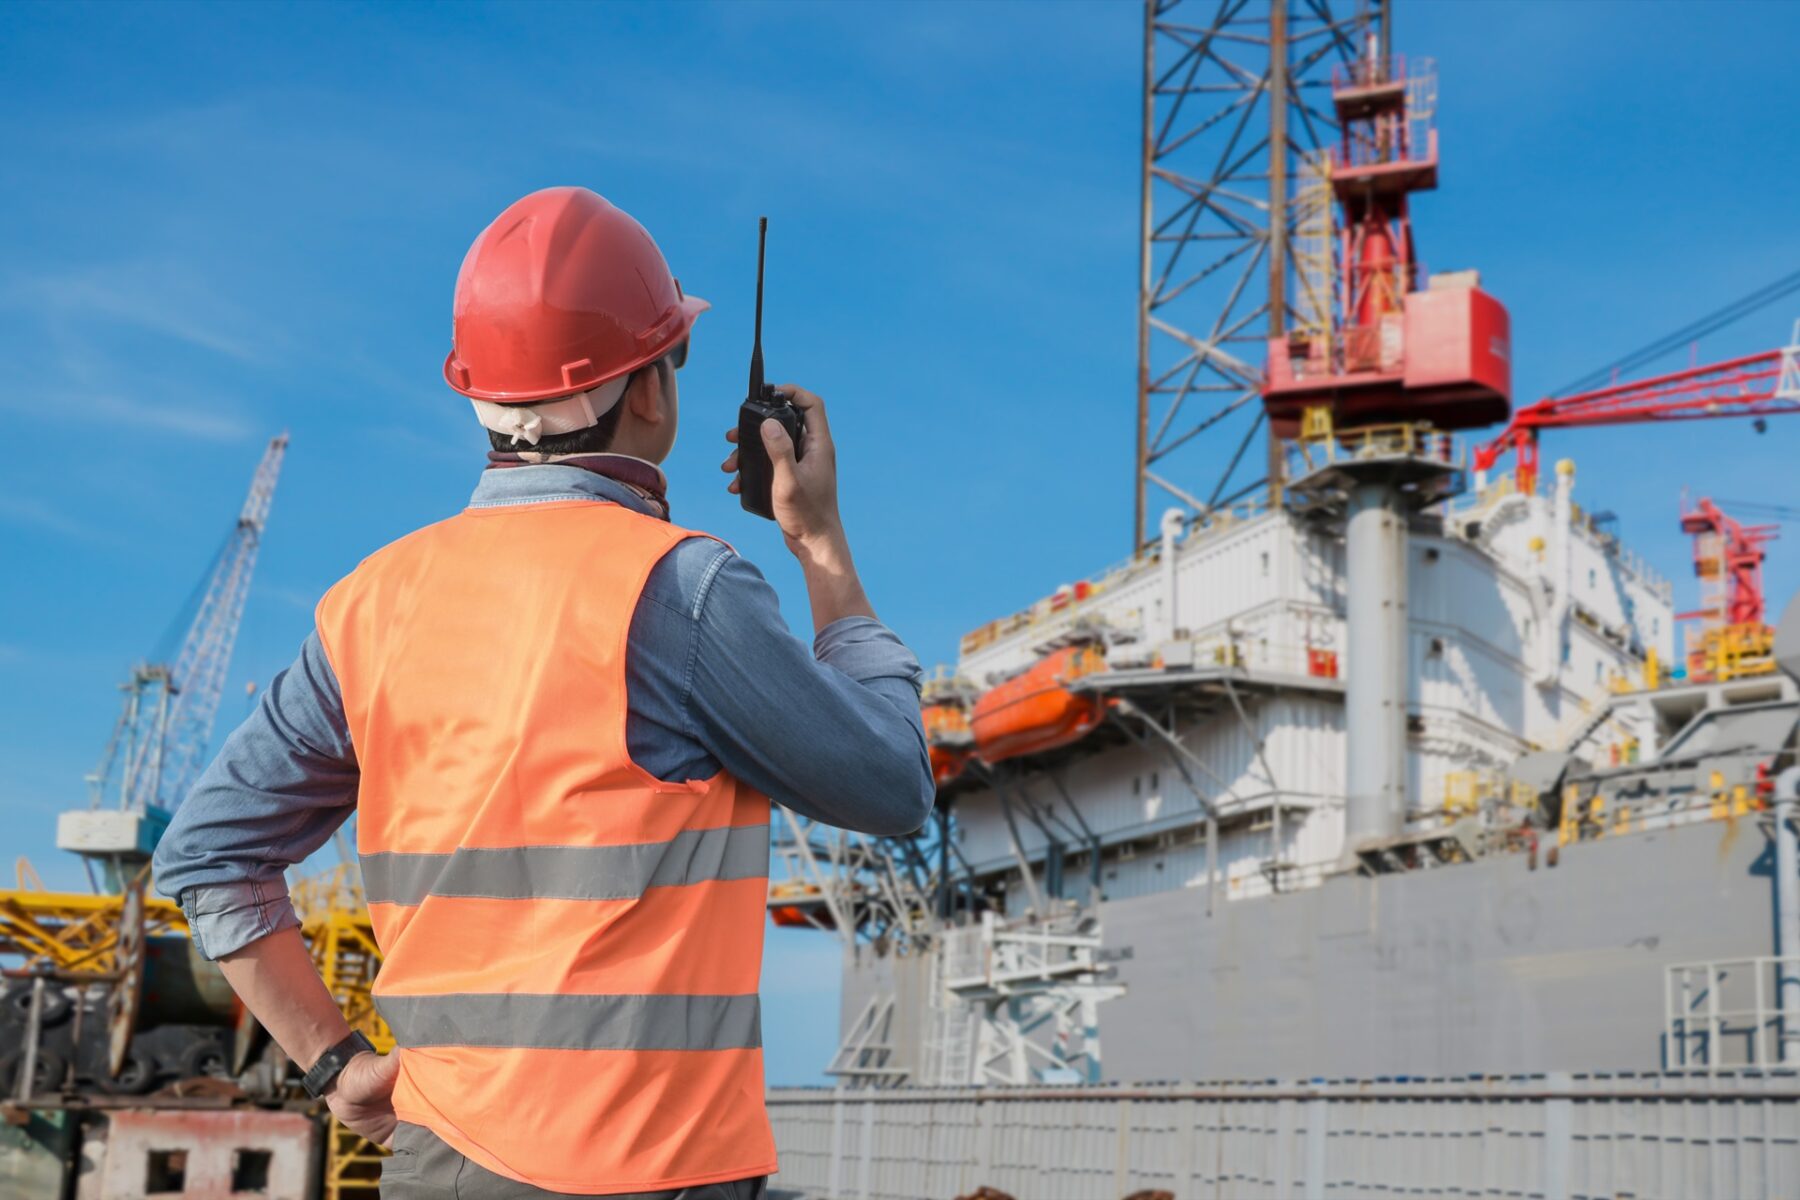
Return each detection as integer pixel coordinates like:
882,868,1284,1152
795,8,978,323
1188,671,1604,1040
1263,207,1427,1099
948,461,1674,908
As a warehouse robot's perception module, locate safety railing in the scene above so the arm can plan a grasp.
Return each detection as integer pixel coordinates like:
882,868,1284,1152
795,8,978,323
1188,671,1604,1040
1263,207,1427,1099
1441,771,1538,819
769,1071,1800,1200
1283,421,1462,482
938,910,1103,996
1156,636,1342,683
1331,53,1433,95
1686,622,1779,684
958,497,1277,658
1666,956,1800,1071
1329,55,1438,175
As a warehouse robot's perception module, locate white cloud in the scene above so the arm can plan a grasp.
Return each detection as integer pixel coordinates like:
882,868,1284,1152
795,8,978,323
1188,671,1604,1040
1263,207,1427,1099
11,259,276,365
255,585,322,612
88,392,251,441
0,494,110,542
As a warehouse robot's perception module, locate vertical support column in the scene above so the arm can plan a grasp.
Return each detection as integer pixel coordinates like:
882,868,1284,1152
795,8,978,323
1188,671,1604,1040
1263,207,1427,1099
1304,1096,1328,1200
857,1099,874,1200
1344,479,1408,851
828,1093,845,1200
1134,0,1156,553
15,977,44,1102
1114,1098,1133,1198
1160,507,1184,642
1543,1071,1572,1200
974,1093,993,1189
1775,780,1799,1065
936,805,952,920
1266,0,1290,504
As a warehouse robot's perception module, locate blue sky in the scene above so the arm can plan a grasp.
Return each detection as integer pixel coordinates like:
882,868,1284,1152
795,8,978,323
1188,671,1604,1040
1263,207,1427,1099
2,0,1798,1085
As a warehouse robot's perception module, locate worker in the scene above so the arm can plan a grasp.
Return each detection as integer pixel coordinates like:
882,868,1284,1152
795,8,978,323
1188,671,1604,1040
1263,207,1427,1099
153,186,935,1198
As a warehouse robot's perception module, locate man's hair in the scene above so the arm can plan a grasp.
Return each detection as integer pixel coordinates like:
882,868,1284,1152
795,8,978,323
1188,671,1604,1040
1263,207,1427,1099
487,393,626,455
485,358,672,456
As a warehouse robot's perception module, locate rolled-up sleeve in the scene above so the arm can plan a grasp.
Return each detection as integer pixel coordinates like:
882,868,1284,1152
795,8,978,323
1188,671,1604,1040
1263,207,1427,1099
151,631,359,959
679,554,934,836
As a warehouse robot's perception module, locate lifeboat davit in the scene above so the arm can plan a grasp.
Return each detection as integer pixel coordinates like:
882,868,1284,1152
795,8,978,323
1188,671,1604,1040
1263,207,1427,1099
971,644,1107,765
767,881,835,929
923,698,975,787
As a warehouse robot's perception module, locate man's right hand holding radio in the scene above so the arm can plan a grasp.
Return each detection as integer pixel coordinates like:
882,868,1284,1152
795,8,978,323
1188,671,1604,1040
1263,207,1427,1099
722,383,876,632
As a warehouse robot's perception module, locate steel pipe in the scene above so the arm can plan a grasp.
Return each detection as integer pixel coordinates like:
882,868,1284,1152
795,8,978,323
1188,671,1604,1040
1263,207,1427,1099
1344,480,1408,850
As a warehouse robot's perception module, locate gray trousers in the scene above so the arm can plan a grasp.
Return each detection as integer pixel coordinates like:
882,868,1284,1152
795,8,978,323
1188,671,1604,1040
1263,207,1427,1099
380,1123,769,1200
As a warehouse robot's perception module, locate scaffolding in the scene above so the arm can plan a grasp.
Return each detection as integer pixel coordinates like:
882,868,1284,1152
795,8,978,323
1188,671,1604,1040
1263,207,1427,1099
1291,149,1336,343
291,858,391,1200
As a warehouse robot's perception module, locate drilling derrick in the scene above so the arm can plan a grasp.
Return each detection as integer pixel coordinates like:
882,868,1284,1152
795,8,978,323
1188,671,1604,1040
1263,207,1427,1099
1133,0,1389,546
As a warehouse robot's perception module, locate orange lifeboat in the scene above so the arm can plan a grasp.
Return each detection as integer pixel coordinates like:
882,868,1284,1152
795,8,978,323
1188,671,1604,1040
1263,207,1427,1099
970,644,1108,765
767,880,834,929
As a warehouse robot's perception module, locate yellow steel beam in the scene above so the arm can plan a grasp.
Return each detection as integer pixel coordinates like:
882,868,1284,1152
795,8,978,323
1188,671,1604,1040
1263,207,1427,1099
0,889,185,975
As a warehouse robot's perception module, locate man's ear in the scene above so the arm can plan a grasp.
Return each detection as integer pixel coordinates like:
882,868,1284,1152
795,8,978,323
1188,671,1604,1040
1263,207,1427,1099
624,366,663,425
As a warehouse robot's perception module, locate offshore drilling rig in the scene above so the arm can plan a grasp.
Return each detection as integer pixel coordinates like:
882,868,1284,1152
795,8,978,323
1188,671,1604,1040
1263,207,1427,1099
764,2,1800,1194
3,2,1798,1197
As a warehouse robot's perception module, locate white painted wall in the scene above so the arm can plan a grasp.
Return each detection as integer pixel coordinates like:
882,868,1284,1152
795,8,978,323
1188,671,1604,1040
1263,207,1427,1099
948,464,1677,913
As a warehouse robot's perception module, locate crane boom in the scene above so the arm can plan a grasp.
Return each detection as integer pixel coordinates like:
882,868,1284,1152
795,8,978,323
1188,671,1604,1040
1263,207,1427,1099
101,434,289,818
1473,322,1800,493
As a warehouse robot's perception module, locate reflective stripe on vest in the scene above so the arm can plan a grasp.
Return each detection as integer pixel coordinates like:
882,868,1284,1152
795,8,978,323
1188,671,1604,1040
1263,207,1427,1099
360,824,772,905
316,498,775,1193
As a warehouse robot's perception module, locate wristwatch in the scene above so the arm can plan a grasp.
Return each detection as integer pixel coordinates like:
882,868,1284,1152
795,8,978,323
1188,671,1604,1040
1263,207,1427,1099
302,1030,378,1099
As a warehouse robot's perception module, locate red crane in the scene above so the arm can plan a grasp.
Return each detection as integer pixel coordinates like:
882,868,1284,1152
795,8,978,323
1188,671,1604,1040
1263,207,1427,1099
1679,497,1779,627
1472,324,1800,495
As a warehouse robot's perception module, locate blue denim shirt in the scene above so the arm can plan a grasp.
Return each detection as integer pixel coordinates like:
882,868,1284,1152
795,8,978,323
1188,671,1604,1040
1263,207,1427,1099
153,463,933,959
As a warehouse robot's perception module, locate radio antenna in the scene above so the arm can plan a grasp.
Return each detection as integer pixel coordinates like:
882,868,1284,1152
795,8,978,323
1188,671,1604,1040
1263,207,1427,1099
748,217,767,399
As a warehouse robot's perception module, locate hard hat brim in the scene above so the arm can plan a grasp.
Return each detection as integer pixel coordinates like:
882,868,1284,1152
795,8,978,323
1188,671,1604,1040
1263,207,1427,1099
445,293,710,404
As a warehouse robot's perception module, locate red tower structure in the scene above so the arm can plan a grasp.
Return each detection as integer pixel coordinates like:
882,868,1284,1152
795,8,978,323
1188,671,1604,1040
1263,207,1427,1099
1262,40,1511,437
1680,497,1779,628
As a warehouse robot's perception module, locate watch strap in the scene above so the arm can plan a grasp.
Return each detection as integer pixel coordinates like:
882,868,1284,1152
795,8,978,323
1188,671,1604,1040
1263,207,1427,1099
302,1030,377,1099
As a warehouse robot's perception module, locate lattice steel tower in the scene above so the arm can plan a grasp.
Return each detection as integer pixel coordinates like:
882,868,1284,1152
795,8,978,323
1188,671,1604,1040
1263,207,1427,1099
63,434,289,889
1133,0,1387,549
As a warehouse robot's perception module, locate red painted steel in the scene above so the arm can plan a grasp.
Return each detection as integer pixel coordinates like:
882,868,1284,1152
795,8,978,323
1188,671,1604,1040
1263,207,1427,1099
1262,47,1511,436
1473,349,1794,493
1679,497,1780,626
923,699,974,787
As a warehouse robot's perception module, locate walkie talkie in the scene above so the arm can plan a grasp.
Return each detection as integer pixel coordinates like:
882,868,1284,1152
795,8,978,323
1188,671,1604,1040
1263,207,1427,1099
737,217,805,520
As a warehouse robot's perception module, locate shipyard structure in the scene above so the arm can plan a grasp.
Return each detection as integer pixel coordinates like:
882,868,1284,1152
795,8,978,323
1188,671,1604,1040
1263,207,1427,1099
826,450,1795,1082
765,3,1800,1194
770,11,1800,1090
1,1,1797,1198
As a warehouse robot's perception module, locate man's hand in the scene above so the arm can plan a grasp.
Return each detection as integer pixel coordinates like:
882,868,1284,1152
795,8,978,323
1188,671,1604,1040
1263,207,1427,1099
215,928,403,1143
326,1050,401,1147
723,384,876,632
723,384,841,550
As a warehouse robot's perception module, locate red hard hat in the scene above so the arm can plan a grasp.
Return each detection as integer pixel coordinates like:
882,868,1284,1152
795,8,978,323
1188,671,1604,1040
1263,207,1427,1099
444,187,708,403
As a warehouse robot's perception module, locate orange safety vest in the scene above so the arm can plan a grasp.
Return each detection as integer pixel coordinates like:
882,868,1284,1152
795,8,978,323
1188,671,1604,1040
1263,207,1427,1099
315,498,775,1194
